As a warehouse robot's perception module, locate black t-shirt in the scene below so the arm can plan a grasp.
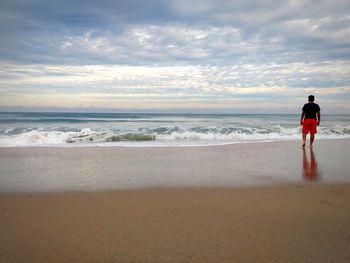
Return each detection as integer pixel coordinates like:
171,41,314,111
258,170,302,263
302,103,320,119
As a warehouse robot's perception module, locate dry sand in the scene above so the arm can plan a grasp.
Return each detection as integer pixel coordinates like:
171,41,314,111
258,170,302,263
1,185,350,263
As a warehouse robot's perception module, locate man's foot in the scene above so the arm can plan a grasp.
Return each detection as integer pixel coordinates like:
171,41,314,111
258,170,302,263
310,144,313,148
302,142,306,148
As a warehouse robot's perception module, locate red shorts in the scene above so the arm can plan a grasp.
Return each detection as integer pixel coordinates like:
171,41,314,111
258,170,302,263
302,119,318,135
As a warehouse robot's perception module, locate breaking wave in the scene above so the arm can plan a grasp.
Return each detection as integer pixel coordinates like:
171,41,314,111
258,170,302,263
0,125,349,147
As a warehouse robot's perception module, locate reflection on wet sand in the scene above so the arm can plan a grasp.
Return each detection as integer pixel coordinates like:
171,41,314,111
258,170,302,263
302,147,321,181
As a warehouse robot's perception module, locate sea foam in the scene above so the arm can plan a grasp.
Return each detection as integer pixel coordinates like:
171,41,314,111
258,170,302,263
1,113,349,147
0,125,349,147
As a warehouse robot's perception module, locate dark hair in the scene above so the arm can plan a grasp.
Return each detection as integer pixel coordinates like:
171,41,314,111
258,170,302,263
308,95,315,102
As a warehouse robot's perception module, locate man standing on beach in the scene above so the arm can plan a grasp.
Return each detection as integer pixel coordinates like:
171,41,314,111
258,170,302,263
300,95,321,148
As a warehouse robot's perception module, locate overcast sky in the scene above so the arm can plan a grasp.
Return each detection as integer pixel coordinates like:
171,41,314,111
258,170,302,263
0,0,349,113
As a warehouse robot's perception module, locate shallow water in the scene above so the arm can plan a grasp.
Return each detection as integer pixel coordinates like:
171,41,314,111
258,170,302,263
0,112,349,146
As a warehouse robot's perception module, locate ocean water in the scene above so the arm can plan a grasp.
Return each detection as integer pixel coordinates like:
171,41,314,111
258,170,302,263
0,112,349,147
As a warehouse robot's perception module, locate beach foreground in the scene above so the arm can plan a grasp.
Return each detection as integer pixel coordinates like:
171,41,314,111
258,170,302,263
1,185,350,263
1,139,350,262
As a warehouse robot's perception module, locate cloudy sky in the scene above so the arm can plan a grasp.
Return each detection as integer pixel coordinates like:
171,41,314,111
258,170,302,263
0,0,349,113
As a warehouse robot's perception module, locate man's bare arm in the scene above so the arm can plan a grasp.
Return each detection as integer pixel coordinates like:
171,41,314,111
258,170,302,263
317,111,320,125
300,112,305,125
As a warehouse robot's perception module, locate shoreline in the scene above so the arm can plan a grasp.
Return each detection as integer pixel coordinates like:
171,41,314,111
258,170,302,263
1,138,350,193
0,137,349,149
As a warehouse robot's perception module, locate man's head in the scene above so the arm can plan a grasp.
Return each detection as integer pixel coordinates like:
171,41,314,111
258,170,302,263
308,95,315,102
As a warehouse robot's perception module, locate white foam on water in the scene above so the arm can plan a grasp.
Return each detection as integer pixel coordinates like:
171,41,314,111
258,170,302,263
0,124,350,147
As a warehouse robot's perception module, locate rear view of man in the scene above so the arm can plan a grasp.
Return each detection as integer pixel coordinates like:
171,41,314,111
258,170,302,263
300,95,321,148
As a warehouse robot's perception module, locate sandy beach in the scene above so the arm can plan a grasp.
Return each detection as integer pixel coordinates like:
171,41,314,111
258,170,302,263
2,0,350,260
1,139,350,262
1,185,350,263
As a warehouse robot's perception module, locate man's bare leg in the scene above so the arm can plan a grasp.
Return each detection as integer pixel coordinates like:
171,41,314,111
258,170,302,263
302,133,307,148
310,134,315,147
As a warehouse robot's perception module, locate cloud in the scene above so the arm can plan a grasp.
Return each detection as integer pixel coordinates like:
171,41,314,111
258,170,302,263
1,62,349,111
1,0,349,65
0,0,349,112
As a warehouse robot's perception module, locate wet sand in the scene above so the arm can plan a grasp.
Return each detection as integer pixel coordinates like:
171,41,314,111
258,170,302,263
0,139,350,192
0,139,350,262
